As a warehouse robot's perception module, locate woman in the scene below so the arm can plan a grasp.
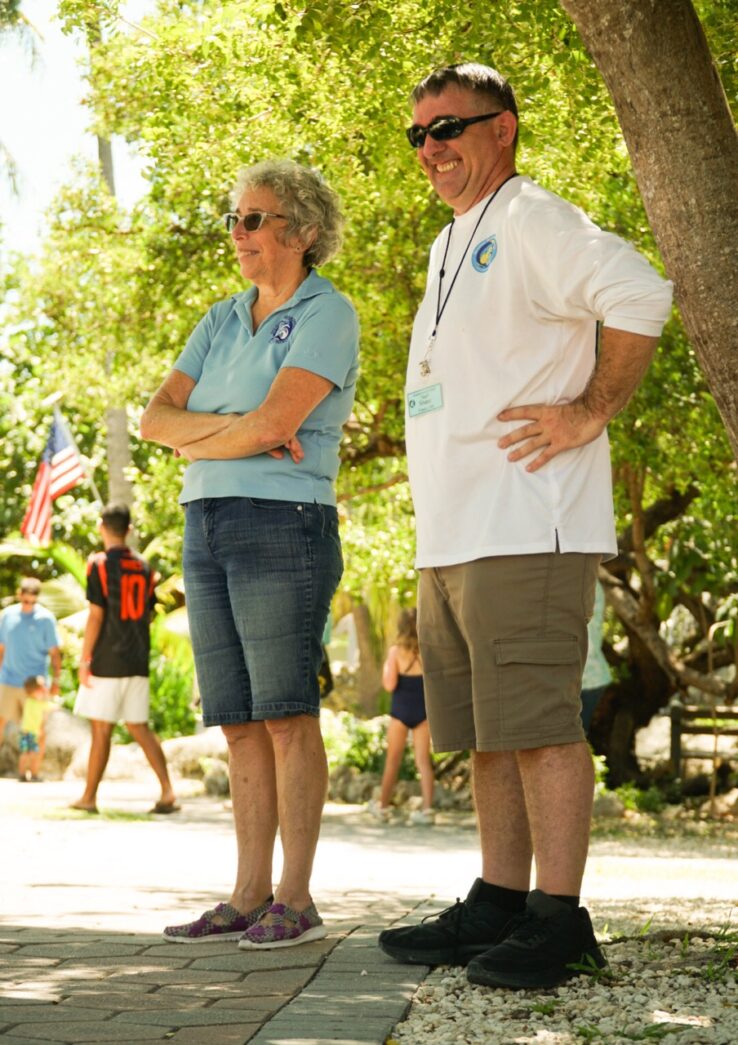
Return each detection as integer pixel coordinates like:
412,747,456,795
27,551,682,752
370,608,434,825
141,159,359,949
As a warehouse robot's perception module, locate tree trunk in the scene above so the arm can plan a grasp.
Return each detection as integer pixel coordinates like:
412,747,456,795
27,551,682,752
560,0,738,458
352,603,382,715
106,406,134,510
97,135,116,196
95,120,134,521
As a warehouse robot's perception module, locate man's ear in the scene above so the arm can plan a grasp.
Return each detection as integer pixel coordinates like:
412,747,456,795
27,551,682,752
497,111,518,148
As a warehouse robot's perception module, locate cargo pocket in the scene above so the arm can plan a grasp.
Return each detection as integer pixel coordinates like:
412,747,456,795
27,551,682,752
494,637,583,742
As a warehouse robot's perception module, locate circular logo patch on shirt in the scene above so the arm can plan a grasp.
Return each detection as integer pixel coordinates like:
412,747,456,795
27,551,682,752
471,235,498,272
271,317,295,342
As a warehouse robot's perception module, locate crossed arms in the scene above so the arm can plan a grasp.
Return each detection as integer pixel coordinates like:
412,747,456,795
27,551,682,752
140,366,333,462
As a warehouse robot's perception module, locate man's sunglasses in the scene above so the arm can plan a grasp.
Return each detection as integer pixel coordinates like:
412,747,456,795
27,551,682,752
406,111,503,149
222,210,287,233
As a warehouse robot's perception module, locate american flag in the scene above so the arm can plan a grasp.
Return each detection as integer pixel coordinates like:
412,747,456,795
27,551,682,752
20,410,87,545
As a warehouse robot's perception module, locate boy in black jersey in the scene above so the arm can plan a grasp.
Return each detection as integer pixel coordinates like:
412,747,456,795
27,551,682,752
71,503,178,814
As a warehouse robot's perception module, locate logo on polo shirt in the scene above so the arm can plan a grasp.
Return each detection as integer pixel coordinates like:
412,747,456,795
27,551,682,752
471,235,497,272
271,317,295,342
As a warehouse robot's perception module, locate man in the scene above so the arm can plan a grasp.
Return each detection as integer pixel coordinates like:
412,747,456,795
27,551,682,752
0,578,61,743
378,64,673,989
71,503,178,815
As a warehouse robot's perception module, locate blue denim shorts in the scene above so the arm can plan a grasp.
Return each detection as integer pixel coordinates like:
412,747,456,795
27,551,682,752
19,732,40,754
183,497,343,725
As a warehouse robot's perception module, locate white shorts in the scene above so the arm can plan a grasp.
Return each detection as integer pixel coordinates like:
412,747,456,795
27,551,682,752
74,676,150,724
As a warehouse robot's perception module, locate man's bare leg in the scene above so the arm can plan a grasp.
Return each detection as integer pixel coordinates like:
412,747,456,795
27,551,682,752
466,742,602,988
126,721,177,807
473,749,533,890
70,719,113,811
516,740,594,895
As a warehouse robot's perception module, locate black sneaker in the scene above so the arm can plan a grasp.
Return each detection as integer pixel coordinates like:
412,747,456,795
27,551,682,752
466,889,608,989
377,879,517,966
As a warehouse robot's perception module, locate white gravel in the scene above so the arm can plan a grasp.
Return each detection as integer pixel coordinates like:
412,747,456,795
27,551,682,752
391,900,738,1045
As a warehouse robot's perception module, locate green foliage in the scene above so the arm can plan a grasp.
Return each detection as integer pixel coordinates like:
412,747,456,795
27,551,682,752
592,749,609,795
321,709,417,778
1,0,735,733
147,649,196,739
615,782,666,814
530,1000,561,1016
0,0,22,28
700,924,738,984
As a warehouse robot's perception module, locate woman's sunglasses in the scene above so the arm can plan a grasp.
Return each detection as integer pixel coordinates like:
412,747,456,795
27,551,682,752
406,111,503,149
222,210,287,233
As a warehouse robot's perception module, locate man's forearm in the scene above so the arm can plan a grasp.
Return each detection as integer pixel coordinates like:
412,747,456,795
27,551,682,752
581,327,659,423
49,648,62,694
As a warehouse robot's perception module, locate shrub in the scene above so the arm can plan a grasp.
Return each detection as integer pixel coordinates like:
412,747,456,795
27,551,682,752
321,708,417,779
615,782,666,814
148,651,196,740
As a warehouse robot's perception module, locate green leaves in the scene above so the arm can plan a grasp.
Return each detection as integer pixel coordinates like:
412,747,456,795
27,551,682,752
1,0,735,700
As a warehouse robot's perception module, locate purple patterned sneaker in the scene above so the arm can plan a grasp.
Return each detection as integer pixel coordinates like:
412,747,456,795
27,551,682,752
238,901,327,950
162,898,273,944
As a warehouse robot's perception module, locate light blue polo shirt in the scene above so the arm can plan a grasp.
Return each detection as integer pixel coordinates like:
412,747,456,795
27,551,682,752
174,270,359,507
0,604,60,686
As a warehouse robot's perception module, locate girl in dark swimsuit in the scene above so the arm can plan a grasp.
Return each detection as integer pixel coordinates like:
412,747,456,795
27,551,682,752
371,609,434,824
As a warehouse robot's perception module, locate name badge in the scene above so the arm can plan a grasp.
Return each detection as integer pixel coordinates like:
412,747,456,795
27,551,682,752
407,383,443,418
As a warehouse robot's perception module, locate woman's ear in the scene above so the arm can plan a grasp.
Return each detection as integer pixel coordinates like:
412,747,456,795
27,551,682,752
295,226,318,254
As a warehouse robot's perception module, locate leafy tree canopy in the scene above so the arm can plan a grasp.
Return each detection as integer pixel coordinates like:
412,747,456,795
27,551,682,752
1,0,735,677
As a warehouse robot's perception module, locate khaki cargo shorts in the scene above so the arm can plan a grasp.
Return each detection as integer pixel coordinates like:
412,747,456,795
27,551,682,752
0,683,25,724
417,552,600,753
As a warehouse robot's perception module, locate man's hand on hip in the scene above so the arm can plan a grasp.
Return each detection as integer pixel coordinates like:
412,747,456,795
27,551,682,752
497,399,606,473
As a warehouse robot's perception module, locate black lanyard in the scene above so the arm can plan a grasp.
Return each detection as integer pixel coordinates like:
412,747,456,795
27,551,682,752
419,173,518,378
434,172,519,333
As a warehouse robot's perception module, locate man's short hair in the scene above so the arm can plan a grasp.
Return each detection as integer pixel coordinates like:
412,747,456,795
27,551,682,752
19,578,42,596
411,62,519,149
23,675,46,694
101,502,131,538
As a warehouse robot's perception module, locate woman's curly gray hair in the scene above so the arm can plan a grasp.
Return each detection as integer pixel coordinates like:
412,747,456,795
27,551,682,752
230,159,344,269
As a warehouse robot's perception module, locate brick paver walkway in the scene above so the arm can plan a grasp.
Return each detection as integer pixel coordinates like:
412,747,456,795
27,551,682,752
0,777,466,1044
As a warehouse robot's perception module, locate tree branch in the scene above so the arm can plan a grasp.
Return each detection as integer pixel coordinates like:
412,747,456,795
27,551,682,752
337,474,407,502
598,569,728,699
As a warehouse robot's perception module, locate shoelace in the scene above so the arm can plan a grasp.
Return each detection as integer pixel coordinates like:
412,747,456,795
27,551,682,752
420,898,466,963
420,898,464,929
504,910,551,945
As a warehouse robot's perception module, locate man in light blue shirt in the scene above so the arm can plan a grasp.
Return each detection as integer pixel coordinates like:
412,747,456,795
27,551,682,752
0,578,62,741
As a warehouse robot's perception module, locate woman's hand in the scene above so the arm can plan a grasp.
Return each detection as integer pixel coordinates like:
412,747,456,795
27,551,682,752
174,368,332,461
178,433,305,464
267,435,305,463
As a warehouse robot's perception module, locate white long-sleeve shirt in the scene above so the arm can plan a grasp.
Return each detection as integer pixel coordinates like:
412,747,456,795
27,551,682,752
405,176,673,569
